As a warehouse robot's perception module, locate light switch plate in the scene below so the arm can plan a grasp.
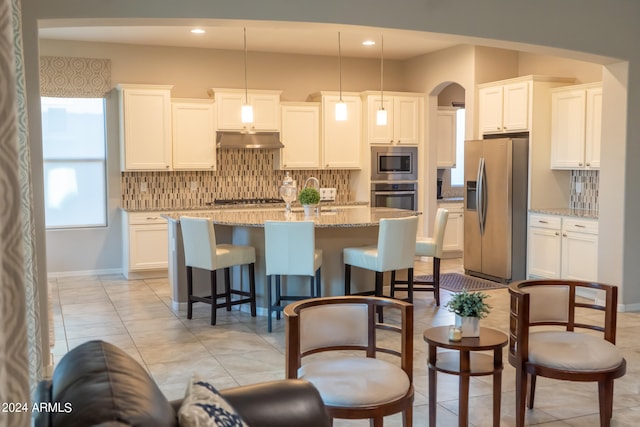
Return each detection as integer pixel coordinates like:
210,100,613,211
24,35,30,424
320,188,336,201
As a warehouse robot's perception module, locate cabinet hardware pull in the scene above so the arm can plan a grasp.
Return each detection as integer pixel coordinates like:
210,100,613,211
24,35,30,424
146,217,159,220
555,232,559,236
579,163,583,166
574,224,586,228
586,163,591,166
538,220,548,224
496,127,501,130
563,233,567,237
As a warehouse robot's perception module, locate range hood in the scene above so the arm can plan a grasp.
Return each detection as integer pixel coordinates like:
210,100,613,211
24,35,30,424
216,131,284,149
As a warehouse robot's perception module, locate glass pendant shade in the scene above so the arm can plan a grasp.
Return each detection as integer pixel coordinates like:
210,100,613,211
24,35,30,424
335,101,347,121
241,104,254,123
376,108,388,125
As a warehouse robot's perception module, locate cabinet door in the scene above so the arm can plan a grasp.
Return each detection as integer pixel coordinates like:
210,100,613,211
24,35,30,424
322,95,362,169
550,89,586,169
502,82,529,132
367,96,394,144
394,96,421,145
442,209,464,252
561,231,598,281
172,101,216,170
120,88,172,170
279,103,321,169
215,91,246,130
527,226,561,278
250,93,280,131
585,86,602,169
436,109,456,168
129,223,169,271
478,86,503,134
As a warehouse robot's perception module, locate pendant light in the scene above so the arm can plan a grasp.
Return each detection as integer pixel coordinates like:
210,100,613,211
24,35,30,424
335,32,347,121
376,34,388,126
241,27,253,124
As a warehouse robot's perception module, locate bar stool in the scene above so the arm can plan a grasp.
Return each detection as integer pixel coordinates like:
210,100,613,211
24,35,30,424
343,215,419,315
264,220,323,332
391,208,448,306
180,216,256,325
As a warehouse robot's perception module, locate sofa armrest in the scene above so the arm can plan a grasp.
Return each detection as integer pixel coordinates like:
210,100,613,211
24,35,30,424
220,379,330,427
33,380,52,427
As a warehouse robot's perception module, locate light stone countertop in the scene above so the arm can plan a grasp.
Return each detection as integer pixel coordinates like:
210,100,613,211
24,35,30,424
529,208,598,219
162,206,421,228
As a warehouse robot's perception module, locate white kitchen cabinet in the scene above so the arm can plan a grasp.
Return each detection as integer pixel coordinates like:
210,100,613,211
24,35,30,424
550,83,602,170
527,212,598,281
439,203,464,257
363,92,422,145
478,80,529,134
117,84,173,171
436,108,457,168
122,211,169,279
209,88,281,132
277,102,321,169
311,92,362,169
171,99,216,170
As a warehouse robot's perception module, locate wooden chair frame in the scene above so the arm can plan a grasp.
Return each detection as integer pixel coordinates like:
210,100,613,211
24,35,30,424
508,279,626,427
284,296,414,427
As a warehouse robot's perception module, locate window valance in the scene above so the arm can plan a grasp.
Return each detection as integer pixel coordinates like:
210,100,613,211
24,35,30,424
40,56,111,98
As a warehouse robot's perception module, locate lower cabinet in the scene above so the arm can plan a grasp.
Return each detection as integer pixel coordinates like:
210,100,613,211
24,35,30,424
440,203,464,257
122,211,169,279
527,212,598,281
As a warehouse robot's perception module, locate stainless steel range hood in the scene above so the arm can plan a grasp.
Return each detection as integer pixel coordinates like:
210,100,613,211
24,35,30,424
216,131,284,149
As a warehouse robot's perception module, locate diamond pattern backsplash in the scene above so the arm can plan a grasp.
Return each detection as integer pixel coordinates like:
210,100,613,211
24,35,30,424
121,149,353,210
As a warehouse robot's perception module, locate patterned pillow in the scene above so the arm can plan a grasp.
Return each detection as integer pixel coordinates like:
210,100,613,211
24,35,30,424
178,375,248,427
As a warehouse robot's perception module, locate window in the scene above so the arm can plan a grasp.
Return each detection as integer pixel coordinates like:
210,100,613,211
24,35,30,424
41,97,107,228
450,109,466,187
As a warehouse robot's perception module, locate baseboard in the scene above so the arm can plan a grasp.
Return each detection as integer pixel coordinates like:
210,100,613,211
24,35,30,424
47,268,122,279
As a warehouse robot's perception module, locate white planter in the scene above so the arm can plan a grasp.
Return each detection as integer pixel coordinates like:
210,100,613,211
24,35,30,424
455,315,480,337
303,204,318,216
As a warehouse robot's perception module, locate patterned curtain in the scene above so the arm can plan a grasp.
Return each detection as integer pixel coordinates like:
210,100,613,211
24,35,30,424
0,0,40,425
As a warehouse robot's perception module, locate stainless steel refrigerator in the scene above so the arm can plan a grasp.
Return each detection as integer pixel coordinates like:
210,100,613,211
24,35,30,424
464,137,528,283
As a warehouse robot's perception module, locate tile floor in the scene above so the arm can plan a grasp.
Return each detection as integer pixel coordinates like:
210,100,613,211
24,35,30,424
49,258,640,426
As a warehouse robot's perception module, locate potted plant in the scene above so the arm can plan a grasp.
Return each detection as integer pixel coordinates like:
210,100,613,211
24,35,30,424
298,187,321,216
445,290,491,337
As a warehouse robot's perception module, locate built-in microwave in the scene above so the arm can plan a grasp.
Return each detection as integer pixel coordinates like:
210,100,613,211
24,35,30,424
370,146,418,181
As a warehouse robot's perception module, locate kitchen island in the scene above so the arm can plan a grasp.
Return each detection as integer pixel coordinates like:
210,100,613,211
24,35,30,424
162,206,420,313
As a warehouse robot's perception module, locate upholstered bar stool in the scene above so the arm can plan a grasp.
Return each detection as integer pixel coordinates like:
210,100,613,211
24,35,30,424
264,220,323,332
391,208,448,306
343,215,418,318
180,216,256,325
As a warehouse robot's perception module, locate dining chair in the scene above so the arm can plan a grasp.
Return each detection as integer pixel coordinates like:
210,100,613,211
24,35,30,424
508,279,626,427
391,208,448,306
264,220,323,332
284,295,414,427
179,216,256,325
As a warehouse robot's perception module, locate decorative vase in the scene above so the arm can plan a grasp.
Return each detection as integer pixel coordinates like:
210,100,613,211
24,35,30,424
303,204,318,216
455,315,480,337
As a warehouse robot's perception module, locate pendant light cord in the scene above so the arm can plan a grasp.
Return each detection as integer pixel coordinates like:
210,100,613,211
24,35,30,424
338,32,343,102
244,27,248,104
380,34,384,108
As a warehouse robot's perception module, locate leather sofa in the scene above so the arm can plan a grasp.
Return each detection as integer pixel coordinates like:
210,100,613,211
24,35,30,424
34,340,330,427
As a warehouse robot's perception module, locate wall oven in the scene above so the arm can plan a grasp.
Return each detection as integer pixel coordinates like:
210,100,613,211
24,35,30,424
370,182,418,211
371,146,418,182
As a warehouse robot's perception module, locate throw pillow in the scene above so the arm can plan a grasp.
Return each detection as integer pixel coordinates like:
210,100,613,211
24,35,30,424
178,375,248,427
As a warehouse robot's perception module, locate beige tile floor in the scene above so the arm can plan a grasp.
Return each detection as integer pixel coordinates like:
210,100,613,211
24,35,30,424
49,258,640,426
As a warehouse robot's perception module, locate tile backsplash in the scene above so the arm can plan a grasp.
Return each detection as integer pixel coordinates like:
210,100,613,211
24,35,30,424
121,149,353,210
570,169,599,211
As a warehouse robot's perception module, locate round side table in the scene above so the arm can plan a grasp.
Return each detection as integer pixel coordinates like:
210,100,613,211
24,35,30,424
423,326,508,427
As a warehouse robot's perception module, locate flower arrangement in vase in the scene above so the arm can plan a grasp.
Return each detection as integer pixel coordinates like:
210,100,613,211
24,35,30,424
298,187,321,216
444,290,491,337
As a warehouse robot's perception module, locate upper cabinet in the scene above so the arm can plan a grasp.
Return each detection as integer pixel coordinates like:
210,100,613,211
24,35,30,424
362,92,423,145
436,107,457,168
310,92,362,169
117,84,173,171
208,88,281,132
478,81,529,134
277,102,321,169
171,99,216,171
550,83,602,170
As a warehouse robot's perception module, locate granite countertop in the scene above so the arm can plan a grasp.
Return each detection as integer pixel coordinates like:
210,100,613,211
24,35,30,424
529,208,599,219
123,200,368,213
162,206,421,228
437,197,464,203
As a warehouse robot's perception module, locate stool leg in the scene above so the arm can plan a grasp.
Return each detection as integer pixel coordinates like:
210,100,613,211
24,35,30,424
316,268,322,297
275,275,282,320
187,266,193,319
390,270,397,297
210,270,217,326
224,267,232,311
267,275,273,333
375,271,384,323
407,267,414,303
249,263,256,317
433,257,441,306
344,264,351,295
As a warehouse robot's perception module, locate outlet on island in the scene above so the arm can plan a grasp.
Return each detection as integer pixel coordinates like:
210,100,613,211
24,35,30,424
320,188,337,201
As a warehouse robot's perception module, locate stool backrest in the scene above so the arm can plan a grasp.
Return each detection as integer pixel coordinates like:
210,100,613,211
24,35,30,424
264,220,316,276
432,208,449,258
377,216,418,272
180,216,217,270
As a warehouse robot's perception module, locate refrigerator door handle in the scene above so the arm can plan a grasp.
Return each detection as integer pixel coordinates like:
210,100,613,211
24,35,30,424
476,157,485,235
480,158,488,234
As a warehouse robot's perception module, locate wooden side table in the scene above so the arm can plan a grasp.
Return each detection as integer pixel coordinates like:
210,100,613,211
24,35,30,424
423,326,508,427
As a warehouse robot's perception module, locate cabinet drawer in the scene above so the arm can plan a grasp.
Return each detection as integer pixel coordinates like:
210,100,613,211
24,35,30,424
529,213,561,230
563,217,598,234
127,212,167,225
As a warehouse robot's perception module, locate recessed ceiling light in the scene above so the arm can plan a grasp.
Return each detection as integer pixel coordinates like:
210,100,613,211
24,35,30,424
191,29,205,34
362,40,376,46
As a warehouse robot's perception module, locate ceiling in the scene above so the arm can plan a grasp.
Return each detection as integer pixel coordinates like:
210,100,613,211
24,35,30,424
38,19,465,60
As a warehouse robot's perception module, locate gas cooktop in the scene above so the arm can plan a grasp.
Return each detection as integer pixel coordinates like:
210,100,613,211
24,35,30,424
213,198,283,206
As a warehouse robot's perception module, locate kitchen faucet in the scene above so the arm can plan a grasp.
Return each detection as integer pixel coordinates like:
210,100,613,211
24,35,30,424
304,176,320,190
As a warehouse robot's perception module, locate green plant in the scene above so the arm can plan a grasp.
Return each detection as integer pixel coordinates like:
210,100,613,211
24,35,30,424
298,187,320,205
445,290,491,319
